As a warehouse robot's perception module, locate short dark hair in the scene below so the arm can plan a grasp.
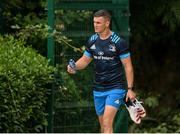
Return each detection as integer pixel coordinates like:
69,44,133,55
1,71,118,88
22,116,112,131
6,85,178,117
93,9,111,21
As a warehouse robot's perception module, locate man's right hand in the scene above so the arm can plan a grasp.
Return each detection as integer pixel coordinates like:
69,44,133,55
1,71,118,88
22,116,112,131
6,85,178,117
67,65,76,74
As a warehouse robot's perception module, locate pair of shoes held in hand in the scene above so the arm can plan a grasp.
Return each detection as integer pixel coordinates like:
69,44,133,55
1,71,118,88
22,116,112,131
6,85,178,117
125,98,146,124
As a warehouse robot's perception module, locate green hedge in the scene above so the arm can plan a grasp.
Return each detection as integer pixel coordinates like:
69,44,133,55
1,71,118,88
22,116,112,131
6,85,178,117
0,35,55,132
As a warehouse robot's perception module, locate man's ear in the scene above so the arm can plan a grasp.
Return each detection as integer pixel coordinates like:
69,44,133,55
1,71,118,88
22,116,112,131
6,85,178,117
106,20,110,27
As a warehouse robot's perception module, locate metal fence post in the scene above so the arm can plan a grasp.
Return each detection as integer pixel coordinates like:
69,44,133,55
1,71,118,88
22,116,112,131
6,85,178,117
47,0,55,132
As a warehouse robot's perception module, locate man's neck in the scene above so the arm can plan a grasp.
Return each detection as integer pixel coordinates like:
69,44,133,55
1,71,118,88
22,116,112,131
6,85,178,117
99,29,112,40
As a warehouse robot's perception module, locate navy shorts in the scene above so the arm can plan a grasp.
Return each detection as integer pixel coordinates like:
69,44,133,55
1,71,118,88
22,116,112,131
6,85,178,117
93,89,126,116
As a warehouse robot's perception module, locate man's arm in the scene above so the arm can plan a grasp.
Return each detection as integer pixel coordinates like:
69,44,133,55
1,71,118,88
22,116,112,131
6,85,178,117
67,55,92,74
121,56,136,101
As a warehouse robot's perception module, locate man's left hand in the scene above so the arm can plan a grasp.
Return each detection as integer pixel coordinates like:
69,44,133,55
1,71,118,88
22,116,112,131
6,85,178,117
126,89,136,102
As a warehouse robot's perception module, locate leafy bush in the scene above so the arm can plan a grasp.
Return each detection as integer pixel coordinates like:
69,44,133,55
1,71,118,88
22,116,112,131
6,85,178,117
0,35,55,132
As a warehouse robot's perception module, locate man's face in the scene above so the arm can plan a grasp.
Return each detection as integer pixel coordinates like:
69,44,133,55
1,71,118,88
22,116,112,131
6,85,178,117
93,17,110,33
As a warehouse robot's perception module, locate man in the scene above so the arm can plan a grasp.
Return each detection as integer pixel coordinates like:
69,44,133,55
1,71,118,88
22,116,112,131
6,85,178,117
67,9,136,133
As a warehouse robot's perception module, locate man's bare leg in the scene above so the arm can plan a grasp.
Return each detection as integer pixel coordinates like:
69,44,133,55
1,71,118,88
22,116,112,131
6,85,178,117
98,115,104,133
102,105,118,133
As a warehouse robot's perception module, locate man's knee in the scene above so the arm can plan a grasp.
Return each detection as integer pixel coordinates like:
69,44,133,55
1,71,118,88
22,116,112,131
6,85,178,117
103,118,113,130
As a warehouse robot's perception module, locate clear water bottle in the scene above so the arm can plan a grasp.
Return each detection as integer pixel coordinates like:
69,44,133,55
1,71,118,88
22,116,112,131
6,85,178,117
68,59,76,73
